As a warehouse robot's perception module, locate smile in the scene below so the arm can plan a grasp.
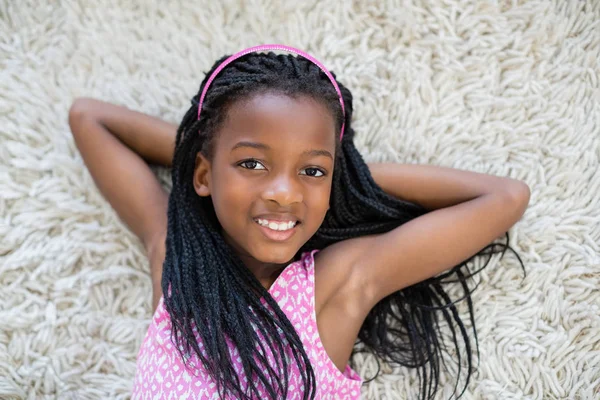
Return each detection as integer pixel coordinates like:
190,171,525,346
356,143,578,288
255,218,298,231
253,218,299,242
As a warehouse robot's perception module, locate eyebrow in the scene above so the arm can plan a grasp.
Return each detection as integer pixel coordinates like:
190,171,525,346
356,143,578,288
231,141,333,160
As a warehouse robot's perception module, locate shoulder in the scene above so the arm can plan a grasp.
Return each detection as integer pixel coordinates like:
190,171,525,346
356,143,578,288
312,234,382,316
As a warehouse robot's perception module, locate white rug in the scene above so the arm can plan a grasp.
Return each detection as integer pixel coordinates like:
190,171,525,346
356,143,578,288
1,0,599,398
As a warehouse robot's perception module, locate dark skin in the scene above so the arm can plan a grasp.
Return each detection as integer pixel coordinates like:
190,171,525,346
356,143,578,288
68,95,530,374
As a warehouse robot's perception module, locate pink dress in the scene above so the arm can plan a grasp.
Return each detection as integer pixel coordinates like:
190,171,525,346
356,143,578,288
132,249,363,399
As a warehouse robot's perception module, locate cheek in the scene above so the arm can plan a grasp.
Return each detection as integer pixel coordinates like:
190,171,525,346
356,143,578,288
211,170,250,226
308,185,332,225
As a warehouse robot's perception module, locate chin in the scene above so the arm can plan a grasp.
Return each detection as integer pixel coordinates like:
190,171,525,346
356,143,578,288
254,246,299,264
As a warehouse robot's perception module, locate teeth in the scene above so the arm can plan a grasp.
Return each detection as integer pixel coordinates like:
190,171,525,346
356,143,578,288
256,219,296,231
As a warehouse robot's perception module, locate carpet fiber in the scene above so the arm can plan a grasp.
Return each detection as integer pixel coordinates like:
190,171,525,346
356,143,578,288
0,0,599,398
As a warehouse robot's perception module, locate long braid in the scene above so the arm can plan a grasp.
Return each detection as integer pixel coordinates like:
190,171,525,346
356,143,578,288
163,51,526,400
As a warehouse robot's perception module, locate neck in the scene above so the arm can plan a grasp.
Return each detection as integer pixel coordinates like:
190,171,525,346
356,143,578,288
237,254,288,290
220,228,291,290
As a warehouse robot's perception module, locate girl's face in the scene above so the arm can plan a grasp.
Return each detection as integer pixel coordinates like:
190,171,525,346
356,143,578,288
193,92,337,266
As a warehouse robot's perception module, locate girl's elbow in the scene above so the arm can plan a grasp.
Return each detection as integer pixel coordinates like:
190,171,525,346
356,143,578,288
68,98,97,133
510,182,531,206
503,182,531,219
68,98,86,127
69,97,98,116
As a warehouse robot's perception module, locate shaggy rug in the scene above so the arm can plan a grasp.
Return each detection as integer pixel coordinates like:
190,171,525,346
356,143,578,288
0,0,598,398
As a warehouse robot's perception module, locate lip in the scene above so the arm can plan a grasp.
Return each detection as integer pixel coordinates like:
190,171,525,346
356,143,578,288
253,219,299,242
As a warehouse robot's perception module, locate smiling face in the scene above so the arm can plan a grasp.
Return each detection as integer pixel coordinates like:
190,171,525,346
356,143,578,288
193,92,337,268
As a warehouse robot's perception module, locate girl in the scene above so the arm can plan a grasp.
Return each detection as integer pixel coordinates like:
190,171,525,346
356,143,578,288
68,44,530,400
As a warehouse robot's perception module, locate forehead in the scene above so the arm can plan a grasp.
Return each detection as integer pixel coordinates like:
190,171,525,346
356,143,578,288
215,92,337,152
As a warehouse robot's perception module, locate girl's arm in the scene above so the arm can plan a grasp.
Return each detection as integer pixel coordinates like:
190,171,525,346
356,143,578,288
367,162,527,211
327,162,530,313
68,98,177,310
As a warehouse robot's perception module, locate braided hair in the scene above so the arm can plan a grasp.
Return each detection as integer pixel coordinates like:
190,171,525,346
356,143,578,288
162,51,526,400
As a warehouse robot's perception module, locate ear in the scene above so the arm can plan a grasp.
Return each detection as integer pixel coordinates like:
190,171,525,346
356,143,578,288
193,152,212,197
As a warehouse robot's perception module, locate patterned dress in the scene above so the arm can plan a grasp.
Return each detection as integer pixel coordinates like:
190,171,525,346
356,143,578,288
132,249,363,399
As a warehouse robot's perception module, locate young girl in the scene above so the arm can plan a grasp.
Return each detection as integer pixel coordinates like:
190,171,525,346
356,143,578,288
68,44,530,400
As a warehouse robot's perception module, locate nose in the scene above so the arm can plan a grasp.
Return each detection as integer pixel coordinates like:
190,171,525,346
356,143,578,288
261,173,303,206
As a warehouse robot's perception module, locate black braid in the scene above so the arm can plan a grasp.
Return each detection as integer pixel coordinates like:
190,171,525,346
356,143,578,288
162,51,526,400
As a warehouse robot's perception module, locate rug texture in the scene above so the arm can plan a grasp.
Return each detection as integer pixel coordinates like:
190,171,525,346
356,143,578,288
0,0,599,399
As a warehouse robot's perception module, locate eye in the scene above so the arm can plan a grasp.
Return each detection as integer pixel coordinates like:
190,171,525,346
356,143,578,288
300,167,326,177
238,159,266,170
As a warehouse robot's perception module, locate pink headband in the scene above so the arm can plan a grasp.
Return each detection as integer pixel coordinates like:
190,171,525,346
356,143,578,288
196,44,346,140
